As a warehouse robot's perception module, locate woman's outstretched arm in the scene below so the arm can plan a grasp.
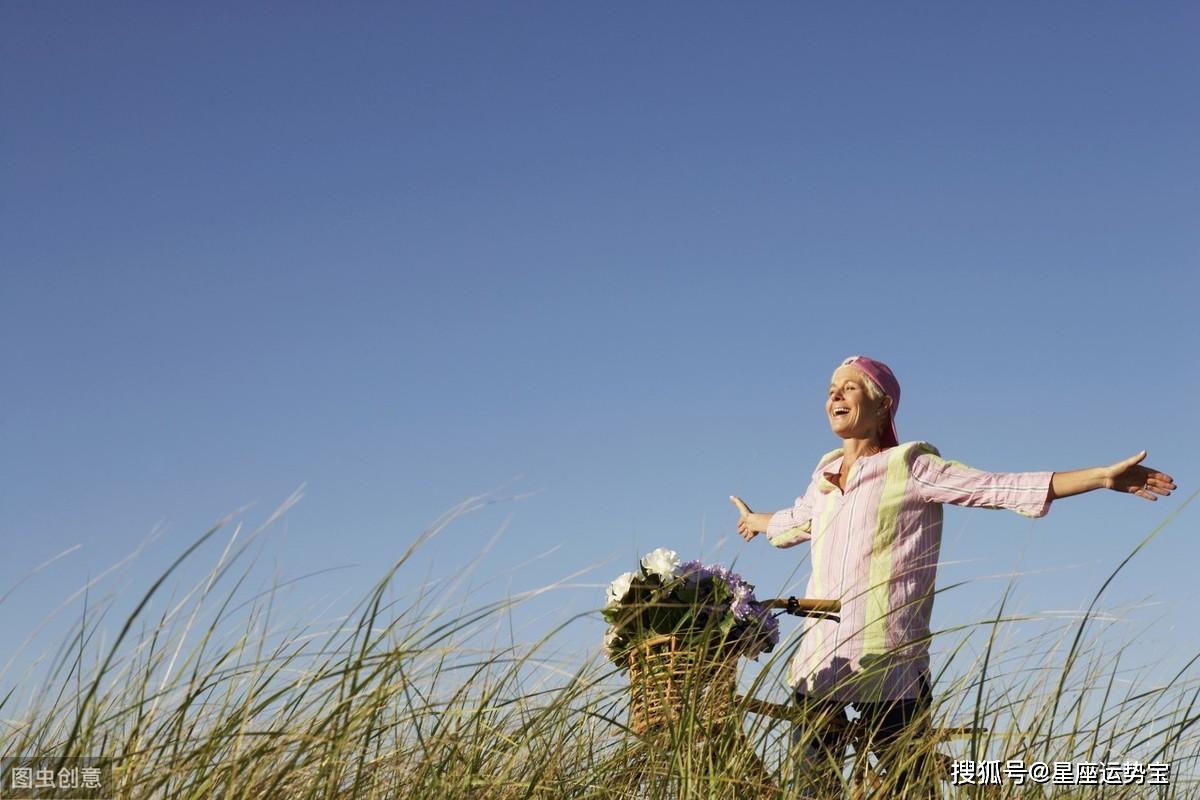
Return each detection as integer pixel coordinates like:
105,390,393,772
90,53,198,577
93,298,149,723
730,490,817,547
909,444,1176,517
1050,450,1176,501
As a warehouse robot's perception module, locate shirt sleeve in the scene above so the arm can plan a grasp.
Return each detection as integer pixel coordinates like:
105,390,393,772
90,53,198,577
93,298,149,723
765,478,819,547
909,449,1054,518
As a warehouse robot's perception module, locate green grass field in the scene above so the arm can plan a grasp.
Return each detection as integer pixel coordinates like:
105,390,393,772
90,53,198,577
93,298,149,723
3,495,1196,799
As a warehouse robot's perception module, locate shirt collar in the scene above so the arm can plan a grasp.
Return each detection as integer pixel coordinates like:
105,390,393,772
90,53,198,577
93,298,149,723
817,448,891,493
818,451,845,494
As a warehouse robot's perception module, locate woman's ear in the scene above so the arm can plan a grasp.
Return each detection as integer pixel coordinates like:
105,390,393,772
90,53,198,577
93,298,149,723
877,396,893,416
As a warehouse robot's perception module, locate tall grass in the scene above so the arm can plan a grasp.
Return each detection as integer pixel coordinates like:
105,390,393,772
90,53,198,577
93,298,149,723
2,492,1197,798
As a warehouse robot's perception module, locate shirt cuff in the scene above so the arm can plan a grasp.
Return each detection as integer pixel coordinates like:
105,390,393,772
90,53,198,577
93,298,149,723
766,509,812,547
1013,471,1055,518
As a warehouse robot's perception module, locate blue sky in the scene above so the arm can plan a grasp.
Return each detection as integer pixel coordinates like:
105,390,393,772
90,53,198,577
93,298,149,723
2,3,1197,703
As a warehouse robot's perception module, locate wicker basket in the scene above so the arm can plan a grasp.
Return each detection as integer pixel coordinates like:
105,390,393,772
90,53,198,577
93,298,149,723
626,634,740,737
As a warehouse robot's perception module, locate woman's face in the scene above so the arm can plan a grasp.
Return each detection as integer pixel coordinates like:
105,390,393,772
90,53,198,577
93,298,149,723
826,365,888,441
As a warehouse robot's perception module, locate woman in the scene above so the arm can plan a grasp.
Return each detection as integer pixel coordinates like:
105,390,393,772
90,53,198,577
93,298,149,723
729,355,1176,794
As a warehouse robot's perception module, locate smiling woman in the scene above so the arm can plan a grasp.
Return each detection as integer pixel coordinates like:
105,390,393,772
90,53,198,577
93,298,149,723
727,354,1177,797
826,356,899,477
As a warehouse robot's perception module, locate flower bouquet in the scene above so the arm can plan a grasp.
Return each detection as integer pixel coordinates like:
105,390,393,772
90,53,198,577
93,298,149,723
602,548,779,663
601,548,780,735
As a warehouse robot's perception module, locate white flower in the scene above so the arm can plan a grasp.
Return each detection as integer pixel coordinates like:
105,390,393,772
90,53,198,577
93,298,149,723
606,571,638,608
641,548,680,580
603,626,619,651
731,583,753,620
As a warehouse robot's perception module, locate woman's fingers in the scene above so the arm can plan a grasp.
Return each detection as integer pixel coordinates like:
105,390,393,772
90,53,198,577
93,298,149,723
1118,463,1177,500
731,496,761,540
1147,469,1176,488
736,517,756,540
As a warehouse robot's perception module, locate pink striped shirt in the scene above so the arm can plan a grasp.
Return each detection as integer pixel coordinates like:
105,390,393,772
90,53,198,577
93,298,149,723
767,441,1053,702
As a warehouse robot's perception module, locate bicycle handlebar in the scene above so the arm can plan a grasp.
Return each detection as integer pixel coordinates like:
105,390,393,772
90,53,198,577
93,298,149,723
761,597,841,616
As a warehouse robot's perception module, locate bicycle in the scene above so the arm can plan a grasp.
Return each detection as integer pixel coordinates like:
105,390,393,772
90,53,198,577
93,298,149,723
606,596,981,799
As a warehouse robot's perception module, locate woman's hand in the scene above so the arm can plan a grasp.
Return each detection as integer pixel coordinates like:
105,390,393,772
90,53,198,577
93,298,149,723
730,496,772,541
1103,450,1177,501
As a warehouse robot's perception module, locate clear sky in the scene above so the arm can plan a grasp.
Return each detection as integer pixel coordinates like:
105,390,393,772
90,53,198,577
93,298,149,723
2,3,1197,704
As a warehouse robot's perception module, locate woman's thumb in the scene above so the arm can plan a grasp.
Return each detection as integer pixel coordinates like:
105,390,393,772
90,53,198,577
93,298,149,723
729,495,748,514
1125,449,1148,467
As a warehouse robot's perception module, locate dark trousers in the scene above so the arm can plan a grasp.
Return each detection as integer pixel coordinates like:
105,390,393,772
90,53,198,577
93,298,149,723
791,676,934,795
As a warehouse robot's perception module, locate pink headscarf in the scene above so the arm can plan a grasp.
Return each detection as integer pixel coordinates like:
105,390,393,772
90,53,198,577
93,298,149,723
841,355,901,448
